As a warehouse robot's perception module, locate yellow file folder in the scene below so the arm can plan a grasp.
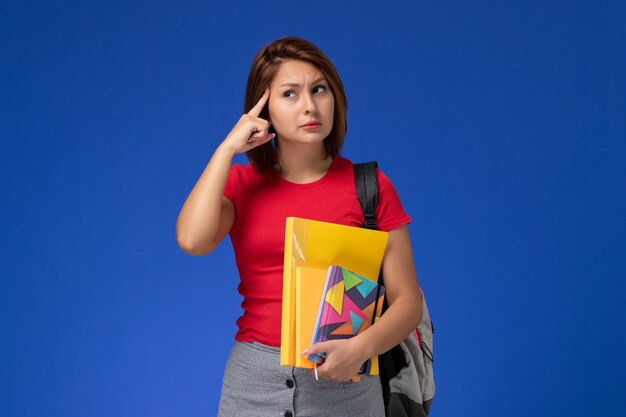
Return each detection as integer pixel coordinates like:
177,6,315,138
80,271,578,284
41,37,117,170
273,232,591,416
294,267,327,368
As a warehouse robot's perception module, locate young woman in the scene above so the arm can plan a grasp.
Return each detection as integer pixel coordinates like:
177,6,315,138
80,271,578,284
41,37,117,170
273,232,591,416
176,36,423,417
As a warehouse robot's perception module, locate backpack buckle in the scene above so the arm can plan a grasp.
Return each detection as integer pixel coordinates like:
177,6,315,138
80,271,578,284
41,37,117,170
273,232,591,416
364,217,377,229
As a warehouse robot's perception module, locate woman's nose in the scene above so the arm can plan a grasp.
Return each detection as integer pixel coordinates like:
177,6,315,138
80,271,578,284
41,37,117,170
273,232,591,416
302,92,316,113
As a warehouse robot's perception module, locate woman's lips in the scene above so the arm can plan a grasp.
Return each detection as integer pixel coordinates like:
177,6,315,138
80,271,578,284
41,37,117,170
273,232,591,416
301,123,321,130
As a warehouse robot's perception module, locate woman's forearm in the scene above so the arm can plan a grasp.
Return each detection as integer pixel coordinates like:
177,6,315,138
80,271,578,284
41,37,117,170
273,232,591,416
175,144,236,255
354,293,423,360
352,225,423,359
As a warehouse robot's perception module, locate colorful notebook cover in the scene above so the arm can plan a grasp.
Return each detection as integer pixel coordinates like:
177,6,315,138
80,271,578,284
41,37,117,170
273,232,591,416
281,217,389,368
308,265,385,375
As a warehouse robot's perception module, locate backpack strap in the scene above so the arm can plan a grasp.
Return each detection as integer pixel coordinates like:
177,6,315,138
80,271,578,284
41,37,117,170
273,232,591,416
354,161,379,230
354,161,386,308
355,161,407,402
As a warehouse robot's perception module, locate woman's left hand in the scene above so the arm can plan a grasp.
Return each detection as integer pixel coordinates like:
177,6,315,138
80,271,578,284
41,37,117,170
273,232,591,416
304,338,368,382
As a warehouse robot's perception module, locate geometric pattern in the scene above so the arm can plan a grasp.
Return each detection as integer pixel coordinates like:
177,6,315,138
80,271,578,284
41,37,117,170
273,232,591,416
309,265,385,374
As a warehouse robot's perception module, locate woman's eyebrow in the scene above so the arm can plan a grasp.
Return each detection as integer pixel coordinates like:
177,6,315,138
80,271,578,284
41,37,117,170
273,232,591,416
280,77,327,88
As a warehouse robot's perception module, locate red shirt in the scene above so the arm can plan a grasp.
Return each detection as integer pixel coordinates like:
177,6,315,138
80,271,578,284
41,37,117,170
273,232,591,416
224,155,412,347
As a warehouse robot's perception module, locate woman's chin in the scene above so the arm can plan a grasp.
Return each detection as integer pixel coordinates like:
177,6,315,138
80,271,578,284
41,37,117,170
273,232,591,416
277,134,327,146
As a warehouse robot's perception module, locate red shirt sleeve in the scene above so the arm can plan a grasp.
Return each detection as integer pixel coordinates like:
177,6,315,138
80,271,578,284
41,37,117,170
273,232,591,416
374,169,412,231
223,164,243,206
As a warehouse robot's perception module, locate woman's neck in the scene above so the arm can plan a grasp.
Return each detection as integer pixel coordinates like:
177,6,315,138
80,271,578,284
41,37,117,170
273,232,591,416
275,142,333,184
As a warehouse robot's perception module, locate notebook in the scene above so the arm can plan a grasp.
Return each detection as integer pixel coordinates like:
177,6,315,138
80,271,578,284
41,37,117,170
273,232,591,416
308,265,385,375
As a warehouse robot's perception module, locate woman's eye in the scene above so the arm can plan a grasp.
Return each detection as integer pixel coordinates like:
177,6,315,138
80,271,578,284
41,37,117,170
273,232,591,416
313,86,326,94
283,91,296,98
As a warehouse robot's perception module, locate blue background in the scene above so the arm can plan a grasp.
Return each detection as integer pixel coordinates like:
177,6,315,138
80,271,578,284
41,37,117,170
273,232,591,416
2,1,625,416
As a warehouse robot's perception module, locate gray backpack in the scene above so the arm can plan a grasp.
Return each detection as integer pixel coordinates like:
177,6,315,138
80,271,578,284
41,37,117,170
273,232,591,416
354,162,436,417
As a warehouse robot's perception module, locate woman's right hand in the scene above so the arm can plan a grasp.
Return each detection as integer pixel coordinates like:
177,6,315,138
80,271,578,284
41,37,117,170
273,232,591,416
221,87,275,154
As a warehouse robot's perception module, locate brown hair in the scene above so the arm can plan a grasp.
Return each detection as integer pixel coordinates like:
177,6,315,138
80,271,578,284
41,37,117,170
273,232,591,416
243,36,348,172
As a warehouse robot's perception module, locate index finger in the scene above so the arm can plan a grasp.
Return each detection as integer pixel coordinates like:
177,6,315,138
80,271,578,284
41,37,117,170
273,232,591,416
248,87,270,117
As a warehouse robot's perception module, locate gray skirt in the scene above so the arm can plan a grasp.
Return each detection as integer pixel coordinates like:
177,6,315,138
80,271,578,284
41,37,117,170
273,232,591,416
218,341,385,417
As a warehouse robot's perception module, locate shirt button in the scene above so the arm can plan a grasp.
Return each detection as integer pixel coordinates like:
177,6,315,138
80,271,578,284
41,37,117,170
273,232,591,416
284,411,293,417
286,379,294,388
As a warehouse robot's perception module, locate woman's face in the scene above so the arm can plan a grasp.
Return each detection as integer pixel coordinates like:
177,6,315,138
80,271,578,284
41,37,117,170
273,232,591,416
268,60,335,147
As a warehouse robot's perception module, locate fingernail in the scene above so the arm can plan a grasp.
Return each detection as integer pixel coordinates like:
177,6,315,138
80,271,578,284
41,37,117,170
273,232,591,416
301,349,309,354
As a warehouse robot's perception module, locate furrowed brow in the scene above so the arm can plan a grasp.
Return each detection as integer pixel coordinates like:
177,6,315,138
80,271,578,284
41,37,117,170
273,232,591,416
280,77,327,88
